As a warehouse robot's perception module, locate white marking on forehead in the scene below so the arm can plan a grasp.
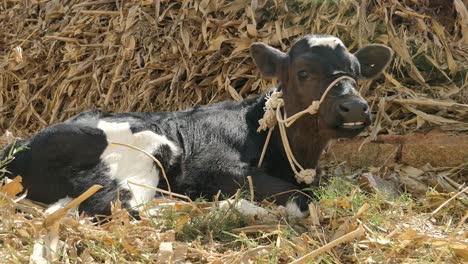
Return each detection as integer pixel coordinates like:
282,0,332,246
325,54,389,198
97,120,181,208
307,36,345,49
332,70,343,75
336,80,359,96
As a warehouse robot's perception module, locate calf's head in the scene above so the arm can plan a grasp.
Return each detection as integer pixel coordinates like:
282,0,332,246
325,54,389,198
250,35,393,139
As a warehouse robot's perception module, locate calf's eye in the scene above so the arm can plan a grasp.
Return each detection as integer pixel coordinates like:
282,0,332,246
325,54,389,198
297,70,309,80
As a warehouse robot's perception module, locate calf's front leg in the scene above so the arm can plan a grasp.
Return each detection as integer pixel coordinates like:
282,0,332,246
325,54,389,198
247,169,312,218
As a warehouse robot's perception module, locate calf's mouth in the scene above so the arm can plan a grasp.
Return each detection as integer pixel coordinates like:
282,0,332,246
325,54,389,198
339,121,366,130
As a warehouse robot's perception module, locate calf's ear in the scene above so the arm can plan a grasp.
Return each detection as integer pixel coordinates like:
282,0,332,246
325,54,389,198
250,43,288,79
354,44,393,79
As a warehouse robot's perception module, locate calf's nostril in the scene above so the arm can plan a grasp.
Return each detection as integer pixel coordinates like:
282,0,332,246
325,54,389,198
339,104,350,113
363,104,369,112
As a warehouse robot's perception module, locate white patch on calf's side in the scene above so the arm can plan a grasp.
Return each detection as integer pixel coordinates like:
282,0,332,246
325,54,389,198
307,36,345,49
45,196,75,215
97,121,180,208
285,200,309,218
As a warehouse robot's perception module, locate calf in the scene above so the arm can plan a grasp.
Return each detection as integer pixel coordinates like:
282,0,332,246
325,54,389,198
0,35,392,217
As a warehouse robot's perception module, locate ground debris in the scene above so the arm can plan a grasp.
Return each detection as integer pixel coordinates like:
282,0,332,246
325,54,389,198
0,162,466,263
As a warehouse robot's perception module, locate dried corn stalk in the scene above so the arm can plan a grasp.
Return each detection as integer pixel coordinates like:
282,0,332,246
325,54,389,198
0,0,466,137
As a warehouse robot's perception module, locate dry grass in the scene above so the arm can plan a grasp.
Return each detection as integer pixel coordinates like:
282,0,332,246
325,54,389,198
0,0,467,137
0,160,467,263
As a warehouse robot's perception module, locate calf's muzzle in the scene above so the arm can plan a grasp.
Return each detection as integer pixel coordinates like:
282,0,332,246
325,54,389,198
336,98,370,129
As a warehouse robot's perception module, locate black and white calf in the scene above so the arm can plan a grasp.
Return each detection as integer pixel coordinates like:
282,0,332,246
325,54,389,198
1,35,392,217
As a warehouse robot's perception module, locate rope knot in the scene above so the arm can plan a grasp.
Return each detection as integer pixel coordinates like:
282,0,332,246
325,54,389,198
306,101,320,115
264,91,283,109
296,169,316,185
258,91,284,132
257,109,276,132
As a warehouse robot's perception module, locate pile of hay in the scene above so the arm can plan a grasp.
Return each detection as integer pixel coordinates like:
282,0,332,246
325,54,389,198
0,0,467,137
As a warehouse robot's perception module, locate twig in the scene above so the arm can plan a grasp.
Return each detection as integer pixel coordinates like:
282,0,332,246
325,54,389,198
289,225,366,264
127,181,184,201
43,185,103,227
72,0,116,8
430,186,468,217
80,10,121,16
391,98,468,111
246,176,254,203
0,191,44,217
456,211,468,230
263,189,314,201
352,202,369,221
43,35,80,44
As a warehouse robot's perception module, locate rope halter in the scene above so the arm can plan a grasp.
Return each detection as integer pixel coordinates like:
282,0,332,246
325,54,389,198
257,75,357,184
